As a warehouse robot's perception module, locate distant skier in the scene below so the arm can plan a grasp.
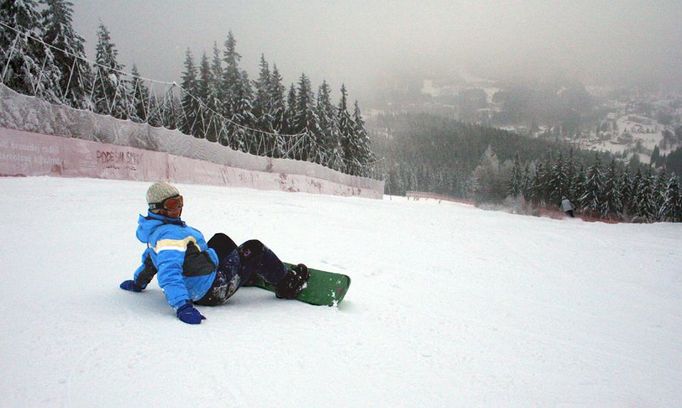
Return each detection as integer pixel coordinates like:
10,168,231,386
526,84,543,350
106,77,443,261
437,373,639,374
119,181,309,325
561,196,575,218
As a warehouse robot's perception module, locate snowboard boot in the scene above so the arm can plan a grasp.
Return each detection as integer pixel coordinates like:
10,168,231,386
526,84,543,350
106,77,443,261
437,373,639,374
275,263,309,299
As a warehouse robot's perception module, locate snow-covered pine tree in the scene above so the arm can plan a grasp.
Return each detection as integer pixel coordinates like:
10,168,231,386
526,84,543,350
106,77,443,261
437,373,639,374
220,32,253,152
315,80,335,148
580,154,605,216
540,157,553,205
528,161,547,206
231,69,255,152
547,151,567,206
665,174,682,222
572,164,587,213
293,73,321,161
1,0,61,102
626,168,643,216
352,100,374,176
619,168,633,212
251,55,276,155
93,23,129,119
196,52,215,140
633,170,656,221
266,64,286,157
565,148,577,199
625,169,641,216
281,83,297,154
160,89,181,130
602,158,623,217
316,80,343,170
179,48,201,137
268,64,286,135
292,72,312,134
252,54,272,132
521,162,532,199
337,84,354,174
209,42,223,114
41,0,91,109
653,169,669,221
196,53,210,105
508,153,523,197
129,64,150,123
469,145,504,203
221,31,240,121
202,43,223,142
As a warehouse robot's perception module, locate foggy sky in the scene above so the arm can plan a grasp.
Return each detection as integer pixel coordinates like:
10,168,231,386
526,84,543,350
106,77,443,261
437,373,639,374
71,0,682,102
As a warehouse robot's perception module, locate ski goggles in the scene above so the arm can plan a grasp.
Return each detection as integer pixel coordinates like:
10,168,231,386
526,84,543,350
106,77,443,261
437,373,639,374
149,195,184,211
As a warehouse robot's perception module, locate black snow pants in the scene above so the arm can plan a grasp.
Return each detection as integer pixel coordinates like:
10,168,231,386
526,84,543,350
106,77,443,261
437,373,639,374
195,233,288,306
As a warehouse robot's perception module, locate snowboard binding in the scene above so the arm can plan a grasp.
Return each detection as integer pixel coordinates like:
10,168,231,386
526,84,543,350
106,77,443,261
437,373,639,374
275,263,310,299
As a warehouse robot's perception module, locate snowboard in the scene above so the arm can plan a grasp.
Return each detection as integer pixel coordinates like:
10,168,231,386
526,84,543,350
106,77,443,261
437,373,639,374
250,263,351,306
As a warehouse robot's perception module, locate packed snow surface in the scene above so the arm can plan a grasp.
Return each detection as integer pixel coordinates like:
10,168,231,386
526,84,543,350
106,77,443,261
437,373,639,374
1,177,681,407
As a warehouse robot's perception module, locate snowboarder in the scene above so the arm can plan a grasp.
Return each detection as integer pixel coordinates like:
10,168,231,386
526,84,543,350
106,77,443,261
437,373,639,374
119,181,309,324
561,196,575,218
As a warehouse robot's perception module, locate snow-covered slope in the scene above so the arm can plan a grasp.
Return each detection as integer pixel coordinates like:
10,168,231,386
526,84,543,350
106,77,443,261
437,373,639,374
1,177,680,407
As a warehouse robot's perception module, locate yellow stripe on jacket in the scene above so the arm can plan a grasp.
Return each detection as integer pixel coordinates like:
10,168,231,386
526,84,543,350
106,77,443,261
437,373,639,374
154,236,198,253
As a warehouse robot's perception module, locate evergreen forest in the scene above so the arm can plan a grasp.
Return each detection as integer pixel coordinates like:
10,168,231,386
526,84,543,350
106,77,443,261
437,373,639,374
0,0,375,176
371,113,682,222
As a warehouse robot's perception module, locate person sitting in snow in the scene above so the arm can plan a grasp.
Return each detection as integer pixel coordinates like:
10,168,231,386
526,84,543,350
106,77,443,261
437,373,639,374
561,196,575,218
119,181,309,325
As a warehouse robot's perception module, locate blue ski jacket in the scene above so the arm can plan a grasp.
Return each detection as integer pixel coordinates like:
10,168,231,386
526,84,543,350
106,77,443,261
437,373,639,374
132,212,218,310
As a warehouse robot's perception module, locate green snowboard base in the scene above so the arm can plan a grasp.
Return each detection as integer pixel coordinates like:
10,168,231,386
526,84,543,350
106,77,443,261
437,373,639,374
251,263,351,306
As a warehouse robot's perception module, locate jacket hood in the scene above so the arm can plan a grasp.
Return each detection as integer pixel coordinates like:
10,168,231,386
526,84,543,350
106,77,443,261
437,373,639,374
136,212,185,242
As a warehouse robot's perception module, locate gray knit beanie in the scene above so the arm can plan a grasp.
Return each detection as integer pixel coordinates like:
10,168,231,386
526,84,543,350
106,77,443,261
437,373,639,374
146,181,180,205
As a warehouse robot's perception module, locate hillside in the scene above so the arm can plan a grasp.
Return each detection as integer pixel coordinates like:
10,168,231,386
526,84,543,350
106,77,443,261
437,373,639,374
1,176,681,407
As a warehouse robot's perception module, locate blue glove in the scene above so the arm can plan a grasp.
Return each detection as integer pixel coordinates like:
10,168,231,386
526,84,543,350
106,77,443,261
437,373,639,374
176,302,206,325
120,280,144,292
